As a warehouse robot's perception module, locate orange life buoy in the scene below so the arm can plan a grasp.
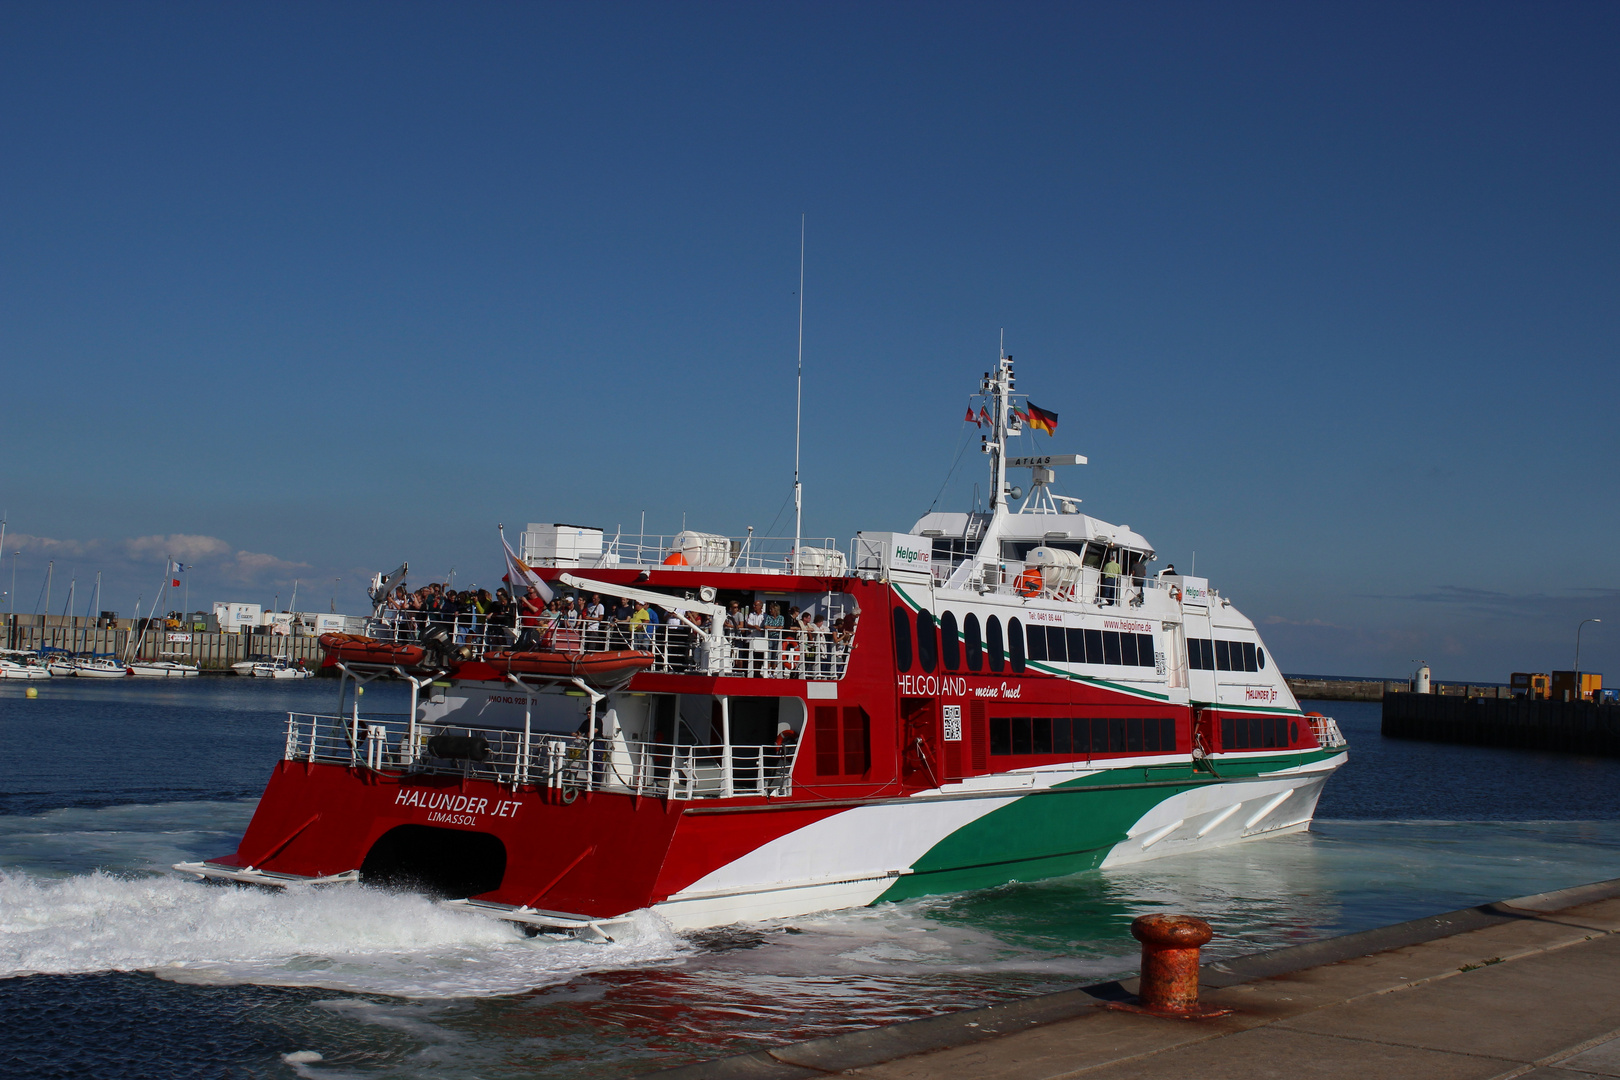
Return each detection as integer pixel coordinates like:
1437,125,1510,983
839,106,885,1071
780,639,800,671
662,551,688,565
1169,586,1182,602
1016,568,1043,598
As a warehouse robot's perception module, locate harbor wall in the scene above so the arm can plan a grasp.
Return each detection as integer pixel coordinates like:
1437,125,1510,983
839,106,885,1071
2,615,323,670
1381,690,1620,755
1287,676,1511,701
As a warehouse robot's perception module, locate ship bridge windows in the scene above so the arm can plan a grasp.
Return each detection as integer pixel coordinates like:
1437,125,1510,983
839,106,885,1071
1001,539,1089,562
985,616,1005,673
1008,618,1026,673
892,608,913,672
1189,638,1262,673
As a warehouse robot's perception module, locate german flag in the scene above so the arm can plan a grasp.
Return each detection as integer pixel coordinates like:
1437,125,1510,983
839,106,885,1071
1026,402,1058,435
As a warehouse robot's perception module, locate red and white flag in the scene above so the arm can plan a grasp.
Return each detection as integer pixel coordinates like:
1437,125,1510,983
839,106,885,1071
500,529,554,602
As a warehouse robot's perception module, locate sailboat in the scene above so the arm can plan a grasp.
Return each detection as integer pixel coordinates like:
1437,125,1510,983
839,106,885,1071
125,560,199,678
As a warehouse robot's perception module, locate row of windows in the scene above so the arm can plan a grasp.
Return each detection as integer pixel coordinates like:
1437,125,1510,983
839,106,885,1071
1189,639,1265,672
1222,715,1297,749
896,608,1029,674
990,715,1179,756
1025,625,1157,669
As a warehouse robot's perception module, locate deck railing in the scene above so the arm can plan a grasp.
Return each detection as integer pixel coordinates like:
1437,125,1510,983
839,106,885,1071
364,617,853,681
284,712,795,799
1309,715,1348,749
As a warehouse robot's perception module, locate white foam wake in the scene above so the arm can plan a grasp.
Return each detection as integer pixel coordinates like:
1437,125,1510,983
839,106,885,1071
0,869,686,997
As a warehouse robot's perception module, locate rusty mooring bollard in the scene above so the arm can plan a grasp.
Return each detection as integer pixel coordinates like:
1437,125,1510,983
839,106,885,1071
1113,914,1232,1018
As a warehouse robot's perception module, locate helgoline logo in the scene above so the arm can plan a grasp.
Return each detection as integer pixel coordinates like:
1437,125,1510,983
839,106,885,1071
894,547,929,564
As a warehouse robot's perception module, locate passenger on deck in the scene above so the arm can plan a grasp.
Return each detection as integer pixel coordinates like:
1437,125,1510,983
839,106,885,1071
746,600,767,675
763,602,786,673
1101,553,1121,606
1159,563,1177,578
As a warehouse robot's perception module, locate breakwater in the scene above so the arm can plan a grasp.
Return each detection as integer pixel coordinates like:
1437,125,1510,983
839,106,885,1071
1287,676,1512,702
2,614,322,671
1382,690,1620,755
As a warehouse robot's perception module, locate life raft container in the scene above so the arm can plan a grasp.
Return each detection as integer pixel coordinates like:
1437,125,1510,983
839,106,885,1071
318,633,430,671
480,648,655,690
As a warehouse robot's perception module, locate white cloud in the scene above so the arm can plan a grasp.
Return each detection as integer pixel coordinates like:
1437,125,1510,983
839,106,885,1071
123,534,234,561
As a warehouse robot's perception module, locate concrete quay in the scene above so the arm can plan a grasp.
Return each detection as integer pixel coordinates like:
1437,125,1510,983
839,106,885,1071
647,878,1620,1080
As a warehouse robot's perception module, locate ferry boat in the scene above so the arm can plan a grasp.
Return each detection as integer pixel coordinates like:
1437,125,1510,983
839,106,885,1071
178,356,1348,937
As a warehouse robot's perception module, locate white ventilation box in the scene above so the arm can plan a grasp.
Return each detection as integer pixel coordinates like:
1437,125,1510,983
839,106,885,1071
522,523,604,567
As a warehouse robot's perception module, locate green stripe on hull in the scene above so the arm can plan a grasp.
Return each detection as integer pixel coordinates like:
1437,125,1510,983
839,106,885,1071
873,748,1343,905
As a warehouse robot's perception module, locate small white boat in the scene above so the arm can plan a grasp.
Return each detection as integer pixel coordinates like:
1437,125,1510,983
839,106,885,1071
0,651,52,680
232,653,279,676
74,656,130,679
44,654,77,677
126,660,200,678
252,658,313,680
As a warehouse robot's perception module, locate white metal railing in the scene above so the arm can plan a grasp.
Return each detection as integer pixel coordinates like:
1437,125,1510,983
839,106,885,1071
284,712,796,799
1310,715,1347,749
523,529,847,574
362,618,853,680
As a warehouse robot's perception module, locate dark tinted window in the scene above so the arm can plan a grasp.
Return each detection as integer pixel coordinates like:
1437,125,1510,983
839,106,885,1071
1048,626,1068,662
1109,717,1127,752
1137,634,1156,667
1032,716,1052,753
1162,717,1177,750
939,611,960,670
1054,717,1072,754
1242,642,1257,672
1089,718,1109,753
1025,623,1047,661
1084,629,1103,666
1258,648,1266,670
1118,632,1138,666
1008,618,1025,673
892,608,913,672
1066,627,1087,663
1214,639,1231,671
986,616,1005,673
1289,721,1298,744
1010,716,1031,755
1143,718,1161,752
1127,717,1144,752
989,715,1010,755
915,610,937,672
1102,631,1122,666
963,613,983,671
1221,716,1234,748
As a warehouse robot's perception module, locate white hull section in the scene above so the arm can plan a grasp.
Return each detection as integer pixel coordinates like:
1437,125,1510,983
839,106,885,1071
657,752,1347,929
127,662,199,678
1098,752,1346,868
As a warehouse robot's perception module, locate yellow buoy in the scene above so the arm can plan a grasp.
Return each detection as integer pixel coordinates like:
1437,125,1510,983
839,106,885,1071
25,686,38,699
356,686,364,695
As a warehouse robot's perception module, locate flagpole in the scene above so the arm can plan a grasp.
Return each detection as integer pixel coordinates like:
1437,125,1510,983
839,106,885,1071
793,214,805,576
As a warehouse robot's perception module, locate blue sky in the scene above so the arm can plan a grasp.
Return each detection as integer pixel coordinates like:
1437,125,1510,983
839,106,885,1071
2,2,1616,681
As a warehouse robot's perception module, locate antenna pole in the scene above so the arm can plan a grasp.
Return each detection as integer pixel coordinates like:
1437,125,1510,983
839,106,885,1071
793,214,805,575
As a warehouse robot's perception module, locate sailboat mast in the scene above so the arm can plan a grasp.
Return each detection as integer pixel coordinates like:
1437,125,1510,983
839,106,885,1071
792,214,805,576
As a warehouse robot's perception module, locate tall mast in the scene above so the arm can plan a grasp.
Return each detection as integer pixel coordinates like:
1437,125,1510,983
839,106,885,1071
985,342,1013,513
792,214,805,575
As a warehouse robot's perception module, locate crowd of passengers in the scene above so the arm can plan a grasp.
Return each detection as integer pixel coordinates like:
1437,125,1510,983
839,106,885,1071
381,583,856,677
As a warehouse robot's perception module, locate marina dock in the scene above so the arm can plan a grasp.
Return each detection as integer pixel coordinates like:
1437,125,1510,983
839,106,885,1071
647,877,1620,1079
2,614,324,671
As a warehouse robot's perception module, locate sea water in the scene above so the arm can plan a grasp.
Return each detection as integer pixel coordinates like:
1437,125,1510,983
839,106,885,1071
2,679,1619,1079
